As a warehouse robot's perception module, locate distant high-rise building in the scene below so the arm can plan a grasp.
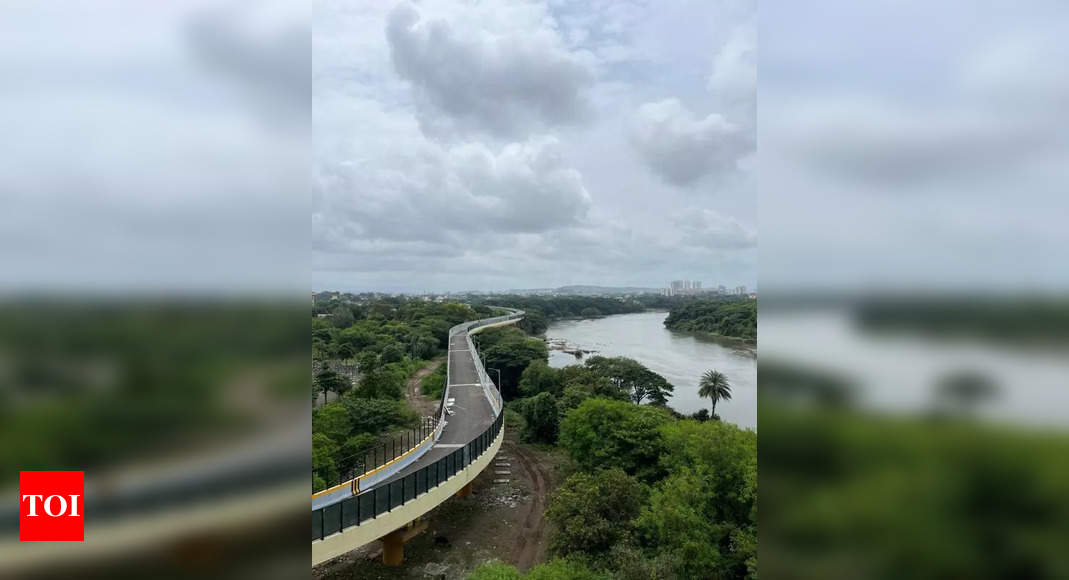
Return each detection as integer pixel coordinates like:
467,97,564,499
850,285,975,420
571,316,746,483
694,281,702,290
671,280,684,293
717,285,726,295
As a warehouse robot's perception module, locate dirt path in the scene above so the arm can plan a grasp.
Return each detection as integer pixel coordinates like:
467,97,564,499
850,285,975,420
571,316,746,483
406,357,445,417
507,440,551,571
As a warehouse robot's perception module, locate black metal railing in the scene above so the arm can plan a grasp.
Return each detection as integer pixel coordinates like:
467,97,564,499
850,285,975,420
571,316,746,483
313,415,439,493
312,412,503,541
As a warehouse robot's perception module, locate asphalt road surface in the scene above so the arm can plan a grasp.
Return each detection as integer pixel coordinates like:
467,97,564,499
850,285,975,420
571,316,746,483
312,329,495,511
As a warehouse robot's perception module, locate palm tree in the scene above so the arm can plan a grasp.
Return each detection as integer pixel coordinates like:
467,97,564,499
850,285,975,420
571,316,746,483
699,370,732,419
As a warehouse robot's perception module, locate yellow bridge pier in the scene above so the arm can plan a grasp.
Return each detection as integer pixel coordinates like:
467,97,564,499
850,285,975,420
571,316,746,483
381,520,428,566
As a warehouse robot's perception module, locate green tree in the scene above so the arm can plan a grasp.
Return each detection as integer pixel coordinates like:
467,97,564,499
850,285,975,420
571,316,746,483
663,298,756,340
312,403,352,445
409,333,438,359
519,392,560,443
558,383,594,422
698,369,732,419
519,360,565,397
330,305,355,329
339,432,377,473
638,420,757,579
357,365,403,399
315,370,350,401
341,395,416,435
336,342,356,360
546,468,645,557
559,398,671,480
312,433,339,490
476,327,549,399
357,351,379,372
337,327,376,351
582,357,674,405
380,342,405,364
518,309,548,335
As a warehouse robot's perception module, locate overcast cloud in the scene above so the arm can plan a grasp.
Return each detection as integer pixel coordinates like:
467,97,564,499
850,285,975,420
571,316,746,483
314,0,756,292
760,0,1069,292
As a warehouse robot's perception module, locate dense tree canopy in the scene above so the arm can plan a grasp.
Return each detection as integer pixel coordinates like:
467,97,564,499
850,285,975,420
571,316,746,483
559,398,672,481
519,360,566,397
516,391,561,444
582,356,675,405
478,296,647,322
638,420,757,579
663,298,756,340
546,468,646,556
472,326,549,399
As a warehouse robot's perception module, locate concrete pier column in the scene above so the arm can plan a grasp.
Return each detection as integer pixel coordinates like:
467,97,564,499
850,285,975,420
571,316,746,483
381,530,405,566
380,520,427,566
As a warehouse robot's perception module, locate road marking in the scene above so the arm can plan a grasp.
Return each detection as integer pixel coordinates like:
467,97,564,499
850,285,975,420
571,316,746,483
447,383,481,387
434,443,465,449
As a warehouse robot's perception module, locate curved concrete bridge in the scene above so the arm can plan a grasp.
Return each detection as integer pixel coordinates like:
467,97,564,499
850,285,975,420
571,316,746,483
312,309,522,566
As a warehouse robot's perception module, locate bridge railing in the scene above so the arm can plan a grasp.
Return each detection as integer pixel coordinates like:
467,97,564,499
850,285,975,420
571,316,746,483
312,415,440,496
312,411,503,541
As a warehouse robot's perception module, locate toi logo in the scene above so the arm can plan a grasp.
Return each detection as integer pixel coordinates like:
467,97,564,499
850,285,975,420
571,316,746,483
19,471,84,541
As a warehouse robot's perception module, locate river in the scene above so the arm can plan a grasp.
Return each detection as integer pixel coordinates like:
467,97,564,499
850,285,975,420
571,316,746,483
546,311,756,430
760,307,1069,428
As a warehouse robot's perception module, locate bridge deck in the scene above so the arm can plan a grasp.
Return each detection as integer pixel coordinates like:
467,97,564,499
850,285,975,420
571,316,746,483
312,329,495,511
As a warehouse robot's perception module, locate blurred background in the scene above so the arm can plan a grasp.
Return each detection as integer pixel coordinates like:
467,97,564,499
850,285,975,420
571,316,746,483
0,1,309,578
759,1,1069,578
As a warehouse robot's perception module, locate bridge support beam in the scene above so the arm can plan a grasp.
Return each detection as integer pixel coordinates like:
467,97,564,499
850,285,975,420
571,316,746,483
380,520,427,566
456,482,473,498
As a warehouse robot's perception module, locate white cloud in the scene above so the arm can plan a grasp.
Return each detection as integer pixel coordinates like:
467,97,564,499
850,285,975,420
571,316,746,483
707,22,755,122
630,98,753,186
386,2,594,139
674,208,757,250
315,134,591,252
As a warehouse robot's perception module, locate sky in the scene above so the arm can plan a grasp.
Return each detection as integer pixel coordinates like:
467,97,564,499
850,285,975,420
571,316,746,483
312,0,756,293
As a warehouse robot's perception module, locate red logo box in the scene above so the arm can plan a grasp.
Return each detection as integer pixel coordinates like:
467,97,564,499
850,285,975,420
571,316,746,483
19,471,84,541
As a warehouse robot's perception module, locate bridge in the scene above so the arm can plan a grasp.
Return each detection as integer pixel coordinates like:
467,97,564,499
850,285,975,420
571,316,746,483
311,308,523,566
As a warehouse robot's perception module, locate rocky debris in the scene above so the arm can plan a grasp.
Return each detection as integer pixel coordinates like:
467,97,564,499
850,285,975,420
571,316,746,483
421,562,450,579
481,483,521,509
